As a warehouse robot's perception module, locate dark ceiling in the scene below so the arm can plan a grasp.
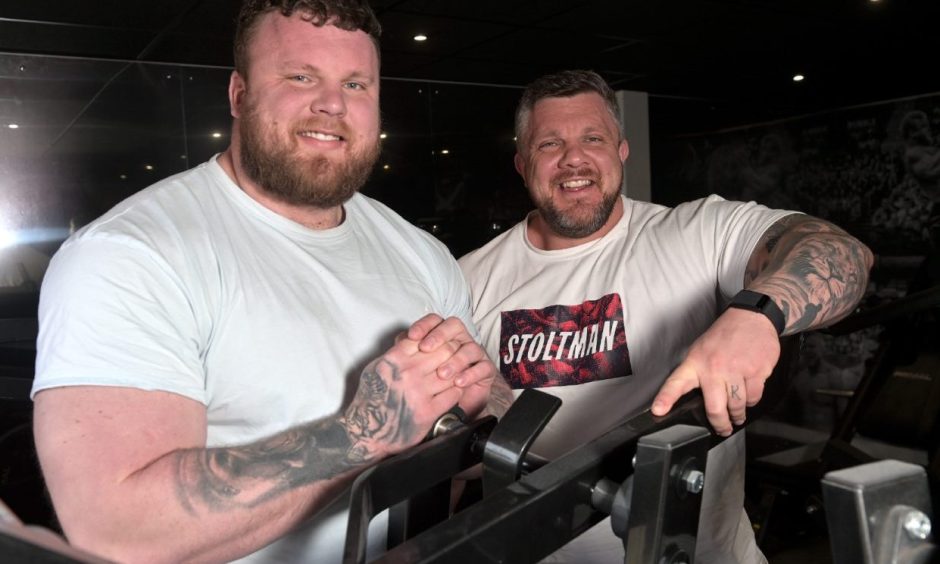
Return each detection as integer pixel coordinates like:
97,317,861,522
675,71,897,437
0,0,937,132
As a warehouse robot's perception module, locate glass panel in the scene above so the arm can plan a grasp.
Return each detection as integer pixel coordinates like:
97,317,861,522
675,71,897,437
0,53,530,300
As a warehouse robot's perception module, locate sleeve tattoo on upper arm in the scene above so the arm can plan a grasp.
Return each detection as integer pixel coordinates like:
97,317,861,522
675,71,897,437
174,359,416,514
745,214,872,334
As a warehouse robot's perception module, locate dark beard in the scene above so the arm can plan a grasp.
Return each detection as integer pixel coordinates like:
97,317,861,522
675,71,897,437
238,104,380,208
540,188,620,239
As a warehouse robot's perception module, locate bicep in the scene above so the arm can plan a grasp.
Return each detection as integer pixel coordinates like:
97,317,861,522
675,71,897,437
744,214,843,286
33,386,206,529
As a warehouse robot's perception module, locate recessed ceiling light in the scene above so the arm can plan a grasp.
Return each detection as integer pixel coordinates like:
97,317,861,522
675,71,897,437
414,34,428,42
793,74,805,82
7,124,19,129
383,164,390,170
440,149,450,155
120,174,127,180
145,164,154,170
380,132,388,139
212,132,223,138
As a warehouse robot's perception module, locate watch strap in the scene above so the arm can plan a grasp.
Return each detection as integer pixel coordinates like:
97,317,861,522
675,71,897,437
726,290,786,335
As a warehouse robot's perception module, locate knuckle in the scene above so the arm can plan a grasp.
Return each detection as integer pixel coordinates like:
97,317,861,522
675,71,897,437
705,406,725,418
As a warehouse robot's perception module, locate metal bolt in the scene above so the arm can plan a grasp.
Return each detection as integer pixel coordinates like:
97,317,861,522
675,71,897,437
903,510,931,540
681,469,704,494
431,412,462,437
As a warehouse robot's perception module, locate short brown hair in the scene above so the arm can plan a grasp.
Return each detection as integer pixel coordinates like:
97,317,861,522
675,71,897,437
234,0,382,76
515,70,621,148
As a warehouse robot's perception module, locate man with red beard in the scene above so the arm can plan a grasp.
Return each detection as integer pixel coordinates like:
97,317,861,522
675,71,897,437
458,70,873,563
30,1,499,563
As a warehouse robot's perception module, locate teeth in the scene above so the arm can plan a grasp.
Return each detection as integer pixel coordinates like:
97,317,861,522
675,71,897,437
300,131,342,141
561,179,592,189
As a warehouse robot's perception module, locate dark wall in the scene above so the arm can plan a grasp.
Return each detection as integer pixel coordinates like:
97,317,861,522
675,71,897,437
652,94,940,255
651,94,940,431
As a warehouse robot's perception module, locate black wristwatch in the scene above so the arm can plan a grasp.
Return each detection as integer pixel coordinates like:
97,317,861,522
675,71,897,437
726,290,786,335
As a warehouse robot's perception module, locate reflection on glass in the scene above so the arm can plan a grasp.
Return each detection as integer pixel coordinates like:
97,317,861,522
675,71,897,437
0,54,532,310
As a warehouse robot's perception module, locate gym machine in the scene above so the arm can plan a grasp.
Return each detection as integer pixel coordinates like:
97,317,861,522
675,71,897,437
748,284,940,548
1,337,802,563
822,459,938,563
342,335,803,564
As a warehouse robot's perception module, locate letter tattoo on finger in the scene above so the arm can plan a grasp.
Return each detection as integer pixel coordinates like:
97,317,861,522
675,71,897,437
730,384,741,401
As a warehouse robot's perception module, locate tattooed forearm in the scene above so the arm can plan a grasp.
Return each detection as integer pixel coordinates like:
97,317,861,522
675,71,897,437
175,358,418,515
175,418,361,513
744,215,873,334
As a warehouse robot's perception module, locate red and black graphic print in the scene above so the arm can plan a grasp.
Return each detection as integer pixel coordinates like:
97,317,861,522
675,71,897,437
499,293,631,389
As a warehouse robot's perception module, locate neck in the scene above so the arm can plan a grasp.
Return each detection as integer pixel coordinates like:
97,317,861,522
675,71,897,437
218,148,345,230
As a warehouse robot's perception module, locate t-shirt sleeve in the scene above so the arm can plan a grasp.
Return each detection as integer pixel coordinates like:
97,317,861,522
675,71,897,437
705,196,799,299
32,236,207,403
439,251,482,342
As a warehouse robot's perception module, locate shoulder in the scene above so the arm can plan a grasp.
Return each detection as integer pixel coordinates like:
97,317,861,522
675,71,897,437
70,161,220,248
657,195,795,228
349,193,456,265
52,161,226,283
458,219,526,274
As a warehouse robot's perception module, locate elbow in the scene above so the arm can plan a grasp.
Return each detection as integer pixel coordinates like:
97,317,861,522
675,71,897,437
852,237,874,292
861,240,875,272
843,232,874,278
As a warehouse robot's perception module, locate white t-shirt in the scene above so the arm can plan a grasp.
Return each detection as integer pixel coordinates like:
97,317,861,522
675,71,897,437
459,194,793,563
33,156,475,563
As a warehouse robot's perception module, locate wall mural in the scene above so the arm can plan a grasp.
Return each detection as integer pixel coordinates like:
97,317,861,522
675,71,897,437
655,95,940,432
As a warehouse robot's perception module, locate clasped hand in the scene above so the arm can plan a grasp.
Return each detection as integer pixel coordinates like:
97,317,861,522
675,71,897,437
347,314,496,456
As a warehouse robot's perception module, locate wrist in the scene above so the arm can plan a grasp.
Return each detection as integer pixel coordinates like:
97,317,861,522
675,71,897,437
726,289,786,335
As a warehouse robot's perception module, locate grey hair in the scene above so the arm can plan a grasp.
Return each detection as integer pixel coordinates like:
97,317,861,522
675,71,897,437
514,69,621,149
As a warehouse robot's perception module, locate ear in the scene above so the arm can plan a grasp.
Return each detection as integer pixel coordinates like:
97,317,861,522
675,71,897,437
229,70,247,119
618,139,630,163
513,152,527,183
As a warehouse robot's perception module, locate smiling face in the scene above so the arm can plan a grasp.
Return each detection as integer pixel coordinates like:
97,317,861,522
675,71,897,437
515,92,629,249
229,9,381,209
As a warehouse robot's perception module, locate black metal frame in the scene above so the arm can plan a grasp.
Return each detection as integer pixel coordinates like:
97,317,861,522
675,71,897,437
344,336,802,563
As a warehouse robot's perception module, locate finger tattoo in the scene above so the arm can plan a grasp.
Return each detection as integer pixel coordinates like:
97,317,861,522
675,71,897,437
730,384,741,401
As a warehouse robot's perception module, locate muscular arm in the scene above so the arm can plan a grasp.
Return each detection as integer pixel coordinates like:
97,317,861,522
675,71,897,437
35,343,463,563
174,360,424,514
743,214,874,333
653,213,873,435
